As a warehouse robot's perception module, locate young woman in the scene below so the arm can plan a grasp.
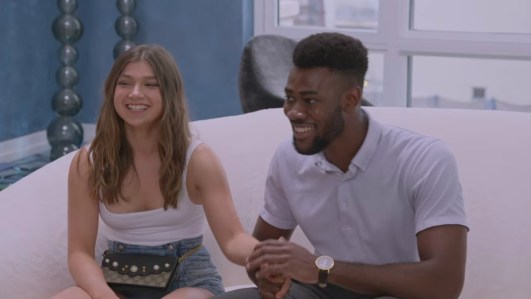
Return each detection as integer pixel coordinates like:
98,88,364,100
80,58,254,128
51,45,257,299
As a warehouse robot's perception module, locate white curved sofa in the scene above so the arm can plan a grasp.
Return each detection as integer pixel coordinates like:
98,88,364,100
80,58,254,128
1,107,530,299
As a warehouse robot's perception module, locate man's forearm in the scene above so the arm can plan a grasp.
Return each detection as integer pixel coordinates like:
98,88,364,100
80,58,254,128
329,260,464,299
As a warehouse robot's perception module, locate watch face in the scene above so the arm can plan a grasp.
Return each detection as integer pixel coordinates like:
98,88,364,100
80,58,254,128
315,255,334,270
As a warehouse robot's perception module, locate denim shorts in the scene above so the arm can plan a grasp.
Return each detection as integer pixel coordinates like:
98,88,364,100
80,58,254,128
106,236,225,298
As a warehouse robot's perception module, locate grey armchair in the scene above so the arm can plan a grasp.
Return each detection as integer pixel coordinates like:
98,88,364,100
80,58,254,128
238,34,371,113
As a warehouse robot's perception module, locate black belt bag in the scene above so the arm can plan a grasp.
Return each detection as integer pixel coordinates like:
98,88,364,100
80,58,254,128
101,244,203,296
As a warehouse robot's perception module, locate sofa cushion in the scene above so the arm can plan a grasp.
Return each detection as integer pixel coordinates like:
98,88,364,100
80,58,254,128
1,107,531,298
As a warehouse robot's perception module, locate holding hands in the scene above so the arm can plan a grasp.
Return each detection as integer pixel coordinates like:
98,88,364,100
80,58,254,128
246,237,318,299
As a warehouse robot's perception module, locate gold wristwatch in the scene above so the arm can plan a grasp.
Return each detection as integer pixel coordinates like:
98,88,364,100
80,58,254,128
315,255,334,288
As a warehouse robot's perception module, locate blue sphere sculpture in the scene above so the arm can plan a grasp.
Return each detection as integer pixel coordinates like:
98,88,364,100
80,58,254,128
58,0,77,14
58,45,78,65
47,117,84,148
117,0,136,15
56,65,79,88
114,39,136,59
116,15,138,39
48,0,84,161
52,89,83,116
52,14,83,44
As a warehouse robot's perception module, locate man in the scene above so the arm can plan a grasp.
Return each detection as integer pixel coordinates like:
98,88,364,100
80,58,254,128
216,32,468,299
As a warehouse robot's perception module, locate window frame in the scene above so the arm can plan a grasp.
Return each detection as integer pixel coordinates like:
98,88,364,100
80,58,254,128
254,0,531,107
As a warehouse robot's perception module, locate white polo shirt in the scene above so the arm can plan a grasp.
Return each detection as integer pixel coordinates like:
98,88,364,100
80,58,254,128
260,111,467,264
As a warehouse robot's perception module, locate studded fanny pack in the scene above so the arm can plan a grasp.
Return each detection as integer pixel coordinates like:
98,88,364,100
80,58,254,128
101,244,203,294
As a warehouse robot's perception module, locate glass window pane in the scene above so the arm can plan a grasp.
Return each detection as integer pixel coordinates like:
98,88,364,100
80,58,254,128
410,56,531,112
278,0,378,30
363,52,384,106
411,0,531,34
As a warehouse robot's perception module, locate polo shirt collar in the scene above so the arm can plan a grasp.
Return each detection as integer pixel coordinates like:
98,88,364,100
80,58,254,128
314,109,382,173
352,110,382,171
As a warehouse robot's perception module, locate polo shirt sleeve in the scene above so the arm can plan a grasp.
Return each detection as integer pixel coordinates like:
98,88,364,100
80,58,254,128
410,140,468,234
259,144,298,230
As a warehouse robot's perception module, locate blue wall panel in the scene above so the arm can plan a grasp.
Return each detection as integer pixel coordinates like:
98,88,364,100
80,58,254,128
0,0,58,141
0,0,253,142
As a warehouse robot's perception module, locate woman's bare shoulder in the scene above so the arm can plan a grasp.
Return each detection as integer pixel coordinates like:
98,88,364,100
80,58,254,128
69,147,92,179
190,142,219,164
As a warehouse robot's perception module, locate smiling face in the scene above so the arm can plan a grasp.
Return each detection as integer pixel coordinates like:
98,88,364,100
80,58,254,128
283,67,348,155
113,60,163,131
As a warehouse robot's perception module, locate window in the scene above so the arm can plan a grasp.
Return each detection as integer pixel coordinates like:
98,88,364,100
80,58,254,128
410,56,531,112
411,0,531,34
364,52,384,106
254,0,531,112
278,0,378,30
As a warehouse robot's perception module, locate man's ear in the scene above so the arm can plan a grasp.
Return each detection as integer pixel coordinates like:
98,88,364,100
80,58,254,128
342,86,362,110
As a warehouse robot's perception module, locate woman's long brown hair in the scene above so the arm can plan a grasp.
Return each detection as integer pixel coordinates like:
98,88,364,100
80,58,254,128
88,44,191,209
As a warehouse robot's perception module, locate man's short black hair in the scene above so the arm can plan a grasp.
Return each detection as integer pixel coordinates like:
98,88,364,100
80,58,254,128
293,32,368,87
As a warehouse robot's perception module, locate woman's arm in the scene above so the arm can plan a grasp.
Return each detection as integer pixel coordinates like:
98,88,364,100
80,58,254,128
187,144,258,266
67,149,118,299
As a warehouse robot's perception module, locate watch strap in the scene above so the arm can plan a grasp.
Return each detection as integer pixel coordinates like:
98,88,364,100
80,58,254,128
318,268,329,288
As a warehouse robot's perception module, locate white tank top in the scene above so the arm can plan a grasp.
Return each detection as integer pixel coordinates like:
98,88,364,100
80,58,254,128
99,139,205,246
